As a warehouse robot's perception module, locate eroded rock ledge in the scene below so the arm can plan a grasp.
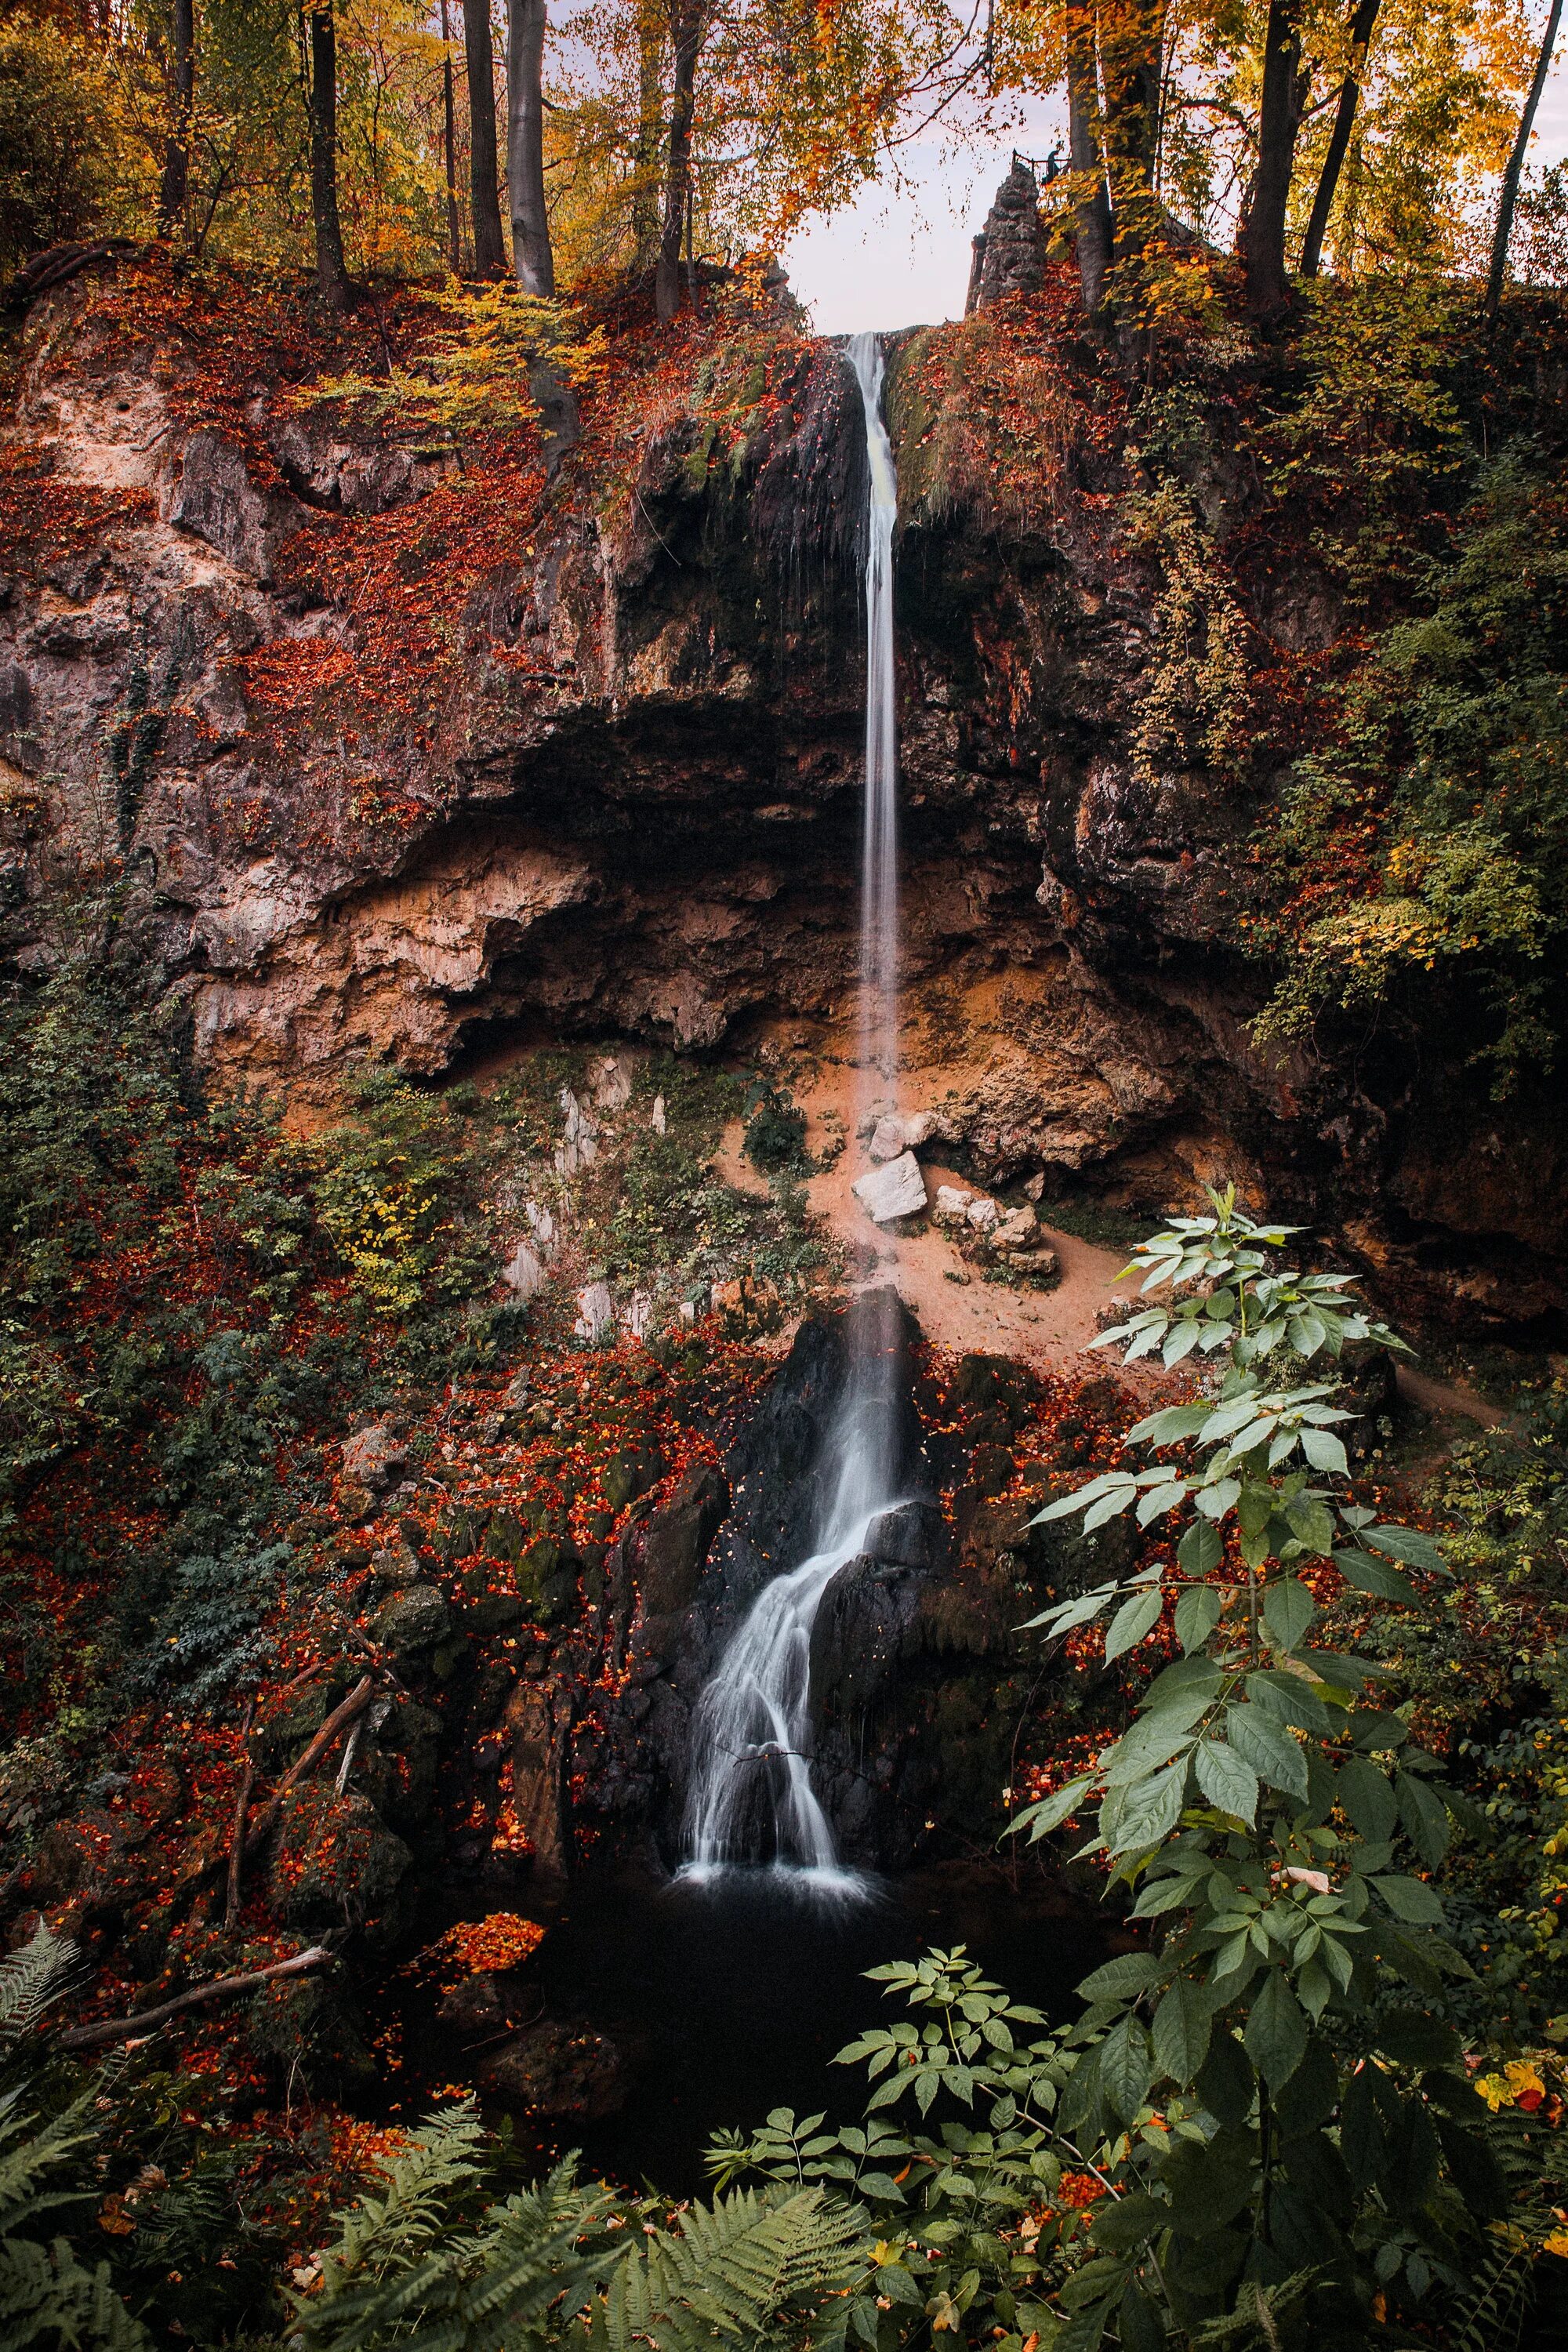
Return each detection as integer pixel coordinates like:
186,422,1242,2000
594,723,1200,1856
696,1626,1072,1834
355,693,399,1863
2,265,1564,1331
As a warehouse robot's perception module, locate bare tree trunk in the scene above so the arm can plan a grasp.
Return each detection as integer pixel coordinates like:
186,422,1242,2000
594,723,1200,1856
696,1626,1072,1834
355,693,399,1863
308,4,350,310
463,0,508,277
1065,0,1112,314
655,0,702,321
440,0,463,272
1486,0,1564,320
1300,0,1381,275
1242,0,1311,314
155,0,194,237
507,0,554,292
632,0,663,270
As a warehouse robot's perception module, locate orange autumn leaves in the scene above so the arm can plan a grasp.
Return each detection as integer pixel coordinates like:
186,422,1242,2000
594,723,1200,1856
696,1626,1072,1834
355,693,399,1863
425,1911,548,1981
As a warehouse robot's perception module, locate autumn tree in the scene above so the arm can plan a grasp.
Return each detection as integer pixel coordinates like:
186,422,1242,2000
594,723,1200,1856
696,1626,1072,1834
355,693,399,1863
1299,0,1383,276
155,0,196,236
1242,0,1312,312
1486,0,1566,316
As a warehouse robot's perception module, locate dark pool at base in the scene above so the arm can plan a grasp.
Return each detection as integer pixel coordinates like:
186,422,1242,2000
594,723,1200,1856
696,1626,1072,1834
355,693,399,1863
498,1859,1114,2194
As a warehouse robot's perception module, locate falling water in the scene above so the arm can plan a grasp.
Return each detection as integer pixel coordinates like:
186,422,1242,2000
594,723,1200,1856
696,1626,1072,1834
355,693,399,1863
849,329,901,1111
677,333,906,1892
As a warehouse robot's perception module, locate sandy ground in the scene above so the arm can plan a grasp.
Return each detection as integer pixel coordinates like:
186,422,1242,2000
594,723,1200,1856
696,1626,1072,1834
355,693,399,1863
717,1042,1504,1428
713,1033,1145,1380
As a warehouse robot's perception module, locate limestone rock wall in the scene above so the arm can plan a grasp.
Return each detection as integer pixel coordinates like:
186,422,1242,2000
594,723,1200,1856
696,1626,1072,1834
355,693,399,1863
2,270,1564,1330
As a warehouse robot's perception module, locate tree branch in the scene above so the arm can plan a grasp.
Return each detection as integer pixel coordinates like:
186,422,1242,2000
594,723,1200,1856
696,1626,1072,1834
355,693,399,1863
59,1946,329,2052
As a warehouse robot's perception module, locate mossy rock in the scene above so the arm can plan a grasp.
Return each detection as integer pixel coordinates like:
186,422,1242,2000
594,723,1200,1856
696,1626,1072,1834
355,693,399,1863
465,1592,528,1636
375,1583,452,1653
602,1447,665,1512
270,1787,412,1949
485,1510,530,1564
434,1505,488,1563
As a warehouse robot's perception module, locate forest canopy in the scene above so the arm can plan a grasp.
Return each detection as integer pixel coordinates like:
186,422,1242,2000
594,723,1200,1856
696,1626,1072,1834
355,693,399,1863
1,0,1563,320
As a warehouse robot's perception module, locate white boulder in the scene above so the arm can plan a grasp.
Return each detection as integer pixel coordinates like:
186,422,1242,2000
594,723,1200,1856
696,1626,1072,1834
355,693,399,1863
852,1150,927,1225
554,1087,600,1175
867,1110,937,1162
965,1195,1000,1233
932,1185,973,1223
993,1205,1040,1252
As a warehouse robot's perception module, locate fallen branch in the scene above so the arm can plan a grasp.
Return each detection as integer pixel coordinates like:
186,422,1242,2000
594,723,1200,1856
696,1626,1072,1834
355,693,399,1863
224,1701,256,1929
59,1946,328,2052
238,1676,377,1860
170,1675,379,1907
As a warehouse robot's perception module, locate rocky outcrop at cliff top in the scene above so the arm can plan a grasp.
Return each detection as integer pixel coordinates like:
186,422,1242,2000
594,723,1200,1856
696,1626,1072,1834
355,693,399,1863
2,259,1564,1330
966,162,1047,313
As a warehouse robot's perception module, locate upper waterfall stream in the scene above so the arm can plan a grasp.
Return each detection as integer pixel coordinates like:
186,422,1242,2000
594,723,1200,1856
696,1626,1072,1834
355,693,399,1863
677,333,906,1890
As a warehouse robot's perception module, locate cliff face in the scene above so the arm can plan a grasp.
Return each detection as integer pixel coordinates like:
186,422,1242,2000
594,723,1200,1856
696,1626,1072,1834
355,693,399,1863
2,260,1565,1332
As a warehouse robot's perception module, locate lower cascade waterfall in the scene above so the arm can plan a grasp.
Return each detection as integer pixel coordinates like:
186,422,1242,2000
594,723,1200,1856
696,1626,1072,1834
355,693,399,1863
677,333,906,1889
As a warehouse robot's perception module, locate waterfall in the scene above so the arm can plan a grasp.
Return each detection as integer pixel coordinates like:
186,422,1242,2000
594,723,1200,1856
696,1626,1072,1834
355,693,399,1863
677,333,905,1893
849,330,901,1109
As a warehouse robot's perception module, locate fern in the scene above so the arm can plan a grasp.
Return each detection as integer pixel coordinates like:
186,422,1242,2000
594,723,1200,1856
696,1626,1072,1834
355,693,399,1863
1450,2230,1534,2352
0,1925,149,2350
583,2184,869,2352
0,1924,79,2045
314,2096,493,2292
296,2113,616,2352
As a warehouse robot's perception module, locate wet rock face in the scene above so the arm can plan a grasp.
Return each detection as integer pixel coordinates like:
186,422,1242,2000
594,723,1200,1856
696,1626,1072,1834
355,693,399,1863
3,277,1564,1326
574,1301,930,1864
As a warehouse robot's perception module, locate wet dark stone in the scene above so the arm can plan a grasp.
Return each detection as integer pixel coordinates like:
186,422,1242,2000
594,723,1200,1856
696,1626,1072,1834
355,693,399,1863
375,1583,451,1652
863,1500,942,1569
966,161,1046,311
641,1463,729,1616
481,2019,626,2120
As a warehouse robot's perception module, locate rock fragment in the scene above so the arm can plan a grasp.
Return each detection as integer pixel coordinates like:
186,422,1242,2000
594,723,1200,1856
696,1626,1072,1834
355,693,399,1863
852,1151,927,1224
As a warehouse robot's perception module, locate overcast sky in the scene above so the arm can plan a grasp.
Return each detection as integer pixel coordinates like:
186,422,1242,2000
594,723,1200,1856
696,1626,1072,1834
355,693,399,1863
782,50,1568,336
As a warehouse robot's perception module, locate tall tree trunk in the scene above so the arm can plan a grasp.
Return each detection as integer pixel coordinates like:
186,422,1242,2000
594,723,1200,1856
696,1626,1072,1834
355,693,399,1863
632,0,663,270
1065,0,1112,314
463,0,508,277
307,4,350,310
1242,0,1310,314
155,0,194,236
1299,0,1381,275
440,0,462,273
1098,0,1161,267
655,0,702,321
506,0,554,292
1486,0,1564,320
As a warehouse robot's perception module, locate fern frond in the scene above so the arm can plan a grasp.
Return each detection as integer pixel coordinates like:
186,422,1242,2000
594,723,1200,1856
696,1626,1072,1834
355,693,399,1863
296,2118,618,2352
1450,2230,1533,2352
315,2096,491,2291
585,2184,868,2352
0,2086,98,2237
0,2231,150,2350
0,1923,78,2043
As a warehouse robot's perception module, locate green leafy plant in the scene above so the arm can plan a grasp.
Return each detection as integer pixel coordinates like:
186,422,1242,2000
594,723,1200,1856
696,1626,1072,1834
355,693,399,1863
991,1185,1540,2343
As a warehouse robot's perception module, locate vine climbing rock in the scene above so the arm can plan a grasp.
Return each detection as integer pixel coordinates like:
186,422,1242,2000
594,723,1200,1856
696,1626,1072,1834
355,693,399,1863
965,160,1047,312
